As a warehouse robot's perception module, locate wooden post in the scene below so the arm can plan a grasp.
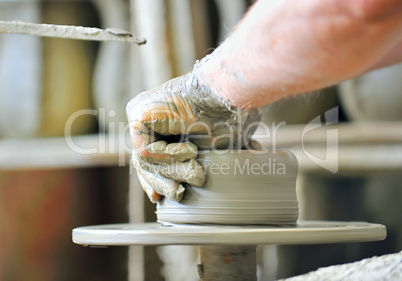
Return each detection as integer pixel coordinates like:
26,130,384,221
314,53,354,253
198,246,257,281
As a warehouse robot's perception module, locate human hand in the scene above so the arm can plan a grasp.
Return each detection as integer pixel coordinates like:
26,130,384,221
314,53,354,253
126,67,261,203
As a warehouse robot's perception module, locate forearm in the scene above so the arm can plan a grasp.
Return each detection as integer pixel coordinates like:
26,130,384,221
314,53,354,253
196,0,402,108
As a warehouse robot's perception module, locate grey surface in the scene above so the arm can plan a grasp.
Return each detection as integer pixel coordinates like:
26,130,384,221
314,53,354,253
72,221,386,246
279,251,402,281
157,150,299,225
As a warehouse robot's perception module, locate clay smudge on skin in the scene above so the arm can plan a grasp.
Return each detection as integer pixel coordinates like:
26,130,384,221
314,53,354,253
140,159,206,186
137,171,160,203
146,141,198,163
144,119,191,135
146,140,168,152
139,167,185,202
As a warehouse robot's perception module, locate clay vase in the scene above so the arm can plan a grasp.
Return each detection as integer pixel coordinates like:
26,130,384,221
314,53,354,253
157,150,299,226
260,88,339,126
338,63,402,121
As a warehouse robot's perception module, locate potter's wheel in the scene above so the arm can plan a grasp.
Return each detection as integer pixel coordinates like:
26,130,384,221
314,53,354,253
72,221,386,246
72,221,386,281
72,150,387,280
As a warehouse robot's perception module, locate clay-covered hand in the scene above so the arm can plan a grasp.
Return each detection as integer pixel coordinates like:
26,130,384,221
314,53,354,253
126,68,261,203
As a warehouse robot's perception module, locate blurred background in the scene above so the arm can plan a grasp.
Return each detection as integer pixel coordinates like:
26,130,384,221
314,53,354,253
0,0,401,280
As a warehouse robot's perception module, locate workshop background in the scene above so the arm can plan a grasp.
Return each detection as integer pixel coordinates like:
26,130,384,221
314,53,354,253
0,0,401,280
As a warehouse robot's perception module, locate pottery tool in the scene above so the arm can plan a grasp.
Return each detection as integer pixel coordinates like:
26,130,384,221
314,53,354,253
0,20,146,45
73,150,387,281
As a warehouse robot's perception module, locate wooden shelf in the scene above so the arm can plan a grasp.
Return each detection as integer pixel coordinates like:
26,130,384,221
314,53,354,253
282,144,402,173
253,122,402,146
1,122,401,172
0,134,131,170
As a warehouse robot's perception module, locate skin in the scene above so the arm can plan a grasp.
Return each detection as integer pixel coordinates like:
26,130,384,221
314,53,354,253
196,0,402,108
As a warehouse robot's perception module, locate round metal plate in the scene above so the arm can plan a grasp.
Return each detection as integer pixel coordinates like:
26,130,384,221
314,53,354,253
72,221,386,246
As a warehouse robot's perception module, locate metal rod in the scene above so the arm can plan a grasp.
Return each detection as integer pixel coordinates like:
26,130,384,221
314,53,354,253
198,245,257,281
0,20,146,45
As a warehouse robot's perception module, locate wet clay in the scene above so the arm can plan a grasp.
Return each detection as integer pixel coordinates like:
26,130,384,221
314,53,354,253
184,69,262,149
140,159,206,186
157,150,299,225
146,141,198,163
140,167,185,202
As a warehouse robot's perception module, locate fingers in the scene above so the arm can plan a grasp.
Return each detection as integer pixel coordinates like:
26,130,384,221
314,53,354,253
138,167,185,202
127,87,200,164
135,157,205,204
131,131,157,151
249,140,263,150
188,124,241,149
126,86,197,136
133,140,204,203
139,159,206,186
137,171,161,203
145,141,198,164
189,108,262,149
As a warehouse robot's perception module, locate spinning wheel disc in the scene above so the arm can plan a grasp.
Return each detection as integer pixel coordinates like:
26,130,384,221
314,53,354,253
72,221,386,246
